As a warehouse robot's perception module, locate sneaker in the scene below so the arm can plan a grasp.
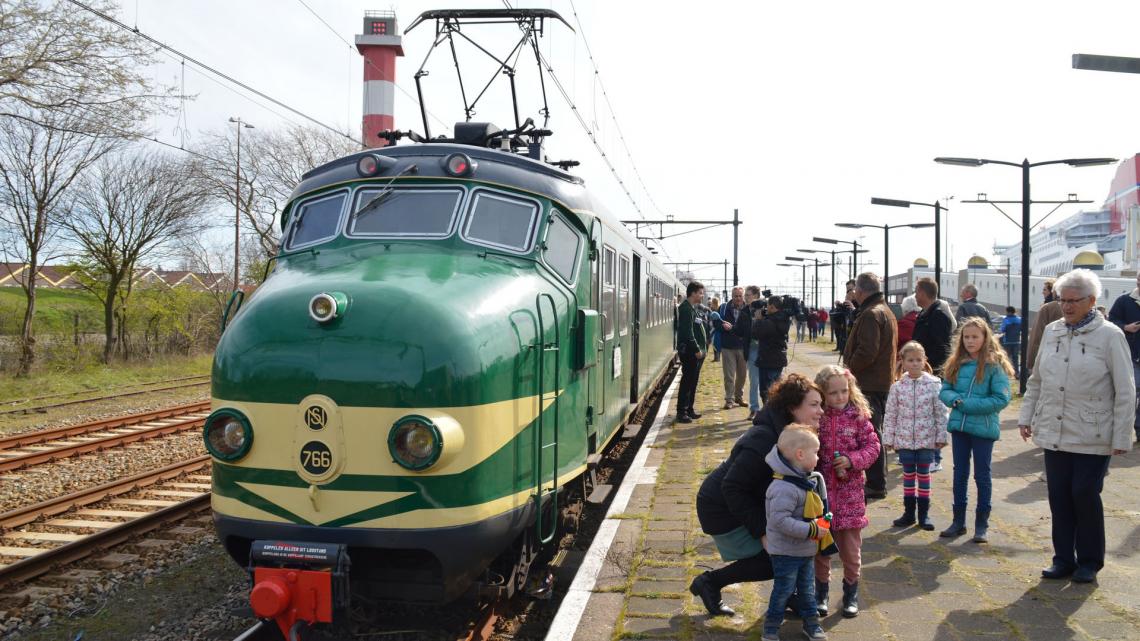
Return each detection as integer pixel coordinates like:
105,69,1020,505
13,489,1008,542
930,461,943,473
761,632,780,641
688,410,702,419
734,397,745,407
677,414,692,424
723,401,734,410
803,622,828,640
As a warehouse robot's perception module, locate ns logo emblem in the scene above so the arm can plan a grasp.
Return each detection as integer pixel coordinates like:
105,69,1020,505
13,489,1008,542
305,406,328,431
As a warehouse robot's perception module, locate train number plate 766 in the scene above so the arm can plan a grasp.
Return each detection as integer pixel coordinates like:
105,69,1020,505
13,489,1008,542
300,441,333,475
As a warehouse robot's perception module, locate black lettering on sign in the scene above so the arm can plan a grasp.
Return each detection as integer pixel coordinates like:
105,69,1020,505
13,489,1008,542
300,441,333,475
305,406,328,430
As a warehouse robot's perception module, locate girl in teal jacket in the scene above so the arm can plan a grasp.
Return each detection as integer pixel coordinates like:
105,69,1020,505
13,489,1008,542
938,317,1015,543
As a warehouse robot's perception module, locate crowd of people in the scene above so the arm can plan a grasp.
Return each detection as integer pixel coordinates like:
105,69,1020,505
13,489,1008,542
677,269,1135,640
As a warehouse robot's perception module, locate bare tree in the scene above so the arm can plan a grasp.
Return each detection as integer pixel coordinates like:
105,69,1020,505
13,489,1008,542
0,0,172,131
194,123,360,263
62,149,210,363
0,109,121,375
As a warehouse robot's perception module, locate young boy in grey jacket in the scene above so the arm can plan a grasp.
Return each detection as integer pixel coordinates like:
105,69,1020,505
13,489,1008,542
763,426,829,641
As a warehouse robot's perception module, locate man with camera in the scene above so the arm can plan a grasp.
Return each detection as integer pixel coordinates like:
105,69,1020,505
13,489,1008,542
750,294,793,412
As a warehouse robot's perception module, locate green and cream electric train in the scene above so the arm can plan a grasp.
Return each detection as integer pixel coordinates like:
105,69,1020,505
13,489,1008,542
204,122,682,627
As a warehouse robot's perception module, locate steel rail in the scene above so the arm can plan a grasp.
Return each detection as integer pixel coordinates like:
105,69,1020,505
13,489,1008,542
0,381,211,417
0,401,212,451
0,456,211,529
0,412,210,473
2,375,210,408
0,493,210,588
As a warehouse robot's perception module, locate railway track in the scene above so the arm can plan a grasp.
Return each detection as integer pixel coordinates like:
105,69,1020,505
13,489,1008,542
0,375,210,416
0,401,211,472
0,456,212,587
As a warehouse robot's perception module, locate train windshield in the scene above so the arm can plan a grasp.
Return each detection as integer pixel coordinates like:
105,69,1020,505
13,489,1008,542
284,191,347,250
347,187,463,238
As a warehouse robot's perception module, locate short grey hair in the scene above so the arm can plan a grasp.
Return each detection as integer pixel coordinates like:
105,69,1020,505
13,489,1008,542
901,294,920,315
1054,269,1103,299
745,285,761,297
855,272,880,294
962,284,978,298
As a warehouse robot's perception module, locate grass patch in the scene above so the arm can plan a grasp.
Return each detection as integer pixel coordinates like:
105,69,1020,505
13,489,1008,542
0,353,213,402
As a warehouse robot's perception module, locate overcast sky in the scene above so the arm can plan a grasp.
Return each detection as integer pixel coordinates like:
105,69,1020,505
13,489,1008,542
124,0,1140,298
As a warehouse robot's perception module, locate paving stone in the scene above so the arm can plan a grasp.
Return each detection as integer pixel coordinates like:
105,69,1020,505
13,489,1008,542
631,579,687,595
637,565,689,580
626,596,685,616
646,519,689,531
621,616,682,636
571,592,625,641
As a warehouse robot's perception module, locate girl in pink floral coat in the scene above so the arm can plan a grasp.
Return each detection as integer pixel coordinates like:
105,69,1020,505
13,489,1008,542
812,365,880,618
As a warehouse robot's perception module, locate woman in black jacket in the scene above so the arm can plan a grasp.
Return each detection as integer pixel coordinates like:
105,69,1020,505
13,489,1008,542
691,373,825,616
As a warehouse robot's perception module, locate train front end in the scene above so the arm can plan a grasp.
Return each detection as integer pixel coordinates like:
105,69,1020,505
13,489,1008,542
205,146,590,634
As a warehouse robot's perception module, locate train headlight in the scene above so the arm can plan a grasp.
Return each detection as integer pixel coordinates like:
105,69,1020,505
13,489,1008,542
309,292,347,323
388,416,442,471
204,409,253,461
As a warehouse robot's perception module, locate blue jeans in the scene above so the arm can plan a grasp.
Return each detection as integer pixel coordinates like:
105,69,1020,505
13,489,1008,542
898,448,936,465
748,345,761,412
951,431,994,511
765,555,818,634
756,367,784,405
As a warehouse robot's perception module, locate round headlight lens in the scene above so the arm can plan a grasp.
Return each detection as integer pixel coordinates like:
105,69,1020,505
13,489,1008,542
204,410,253,461
309,292,346,323
388,417,442,470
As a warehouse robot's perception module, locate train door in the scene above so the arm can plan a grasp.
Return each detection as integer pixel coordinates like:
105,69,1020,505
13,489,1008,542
588,219,604,428
629,255,641,403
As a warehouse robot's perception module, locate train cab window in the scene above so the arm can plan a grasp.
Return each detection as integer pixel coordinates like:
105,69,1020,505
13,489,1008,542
463,190,539,252
348,187,463,237
284,191,347,250
542,213,581,283
602,246,615,339
619,256,630,335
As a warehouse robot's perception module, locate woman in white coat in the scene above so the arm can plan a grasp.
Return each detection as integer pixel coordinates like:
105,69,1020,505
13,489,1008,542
1018,269,1134,583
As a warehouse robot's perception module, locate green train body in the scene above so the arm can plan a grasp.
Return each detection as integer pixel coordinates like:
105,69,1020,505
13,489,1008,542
208,142,681,603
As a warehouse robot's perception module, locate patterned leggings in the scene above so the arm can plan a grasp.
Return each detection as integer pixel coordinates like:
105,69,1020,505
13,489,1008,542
898,448,936,498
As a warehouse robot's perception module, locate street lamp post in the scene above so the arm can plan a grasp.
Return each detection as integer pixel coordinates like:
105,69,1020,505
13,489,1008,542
934,155,1117,393
871,197,948,288
779,259,808,304
834,223,934,301
228,117,255,290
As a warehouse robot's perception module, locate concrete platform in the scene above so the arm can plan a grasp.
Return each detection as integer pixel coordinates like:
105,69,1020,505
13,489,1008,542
547,337,1140,641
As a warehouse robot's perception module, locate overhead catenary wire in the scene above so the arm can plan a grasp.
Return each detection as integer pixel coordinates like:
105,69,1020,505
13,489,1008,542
565,0,665,218
65,0,363,146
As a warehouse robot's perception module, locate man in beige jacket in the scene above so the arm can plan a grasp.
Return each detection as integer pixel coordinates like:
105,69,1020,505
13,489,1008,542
1018,269,1133,584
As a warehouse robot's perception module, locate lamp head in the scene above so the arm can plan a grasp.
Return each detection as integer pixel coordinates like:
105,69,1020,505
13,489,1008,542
871,197,911,208
934,157,986,167
1064,157,1117,167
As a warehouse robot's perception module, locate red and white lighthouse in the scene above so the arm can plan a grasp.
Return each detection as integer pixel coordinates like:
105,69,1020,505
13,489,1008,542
355,11,404,148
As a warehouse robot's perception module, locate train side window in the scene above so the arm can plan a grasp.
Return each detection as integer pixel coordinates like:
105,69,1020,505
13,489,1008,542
619,256,629,336
284,191,347,250
542,213,581,284
463,190,539,252
602,246,615,339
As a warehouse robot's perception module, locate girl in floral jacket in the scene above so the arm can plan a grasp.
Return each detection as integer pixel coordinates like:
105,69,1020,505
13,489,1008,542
812,365,881,619
883,341,949,531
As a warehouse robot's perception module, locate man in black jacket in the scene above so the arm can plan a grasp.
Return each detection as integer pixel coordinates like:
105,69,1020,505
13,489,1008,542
912,277,956,373
751,296,791,405
912,277,956,472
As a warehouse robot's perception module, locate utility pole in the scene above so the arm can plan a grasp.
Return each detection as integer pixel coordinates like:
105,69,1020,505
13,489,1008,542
623,211,743,286
228,117,254,290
